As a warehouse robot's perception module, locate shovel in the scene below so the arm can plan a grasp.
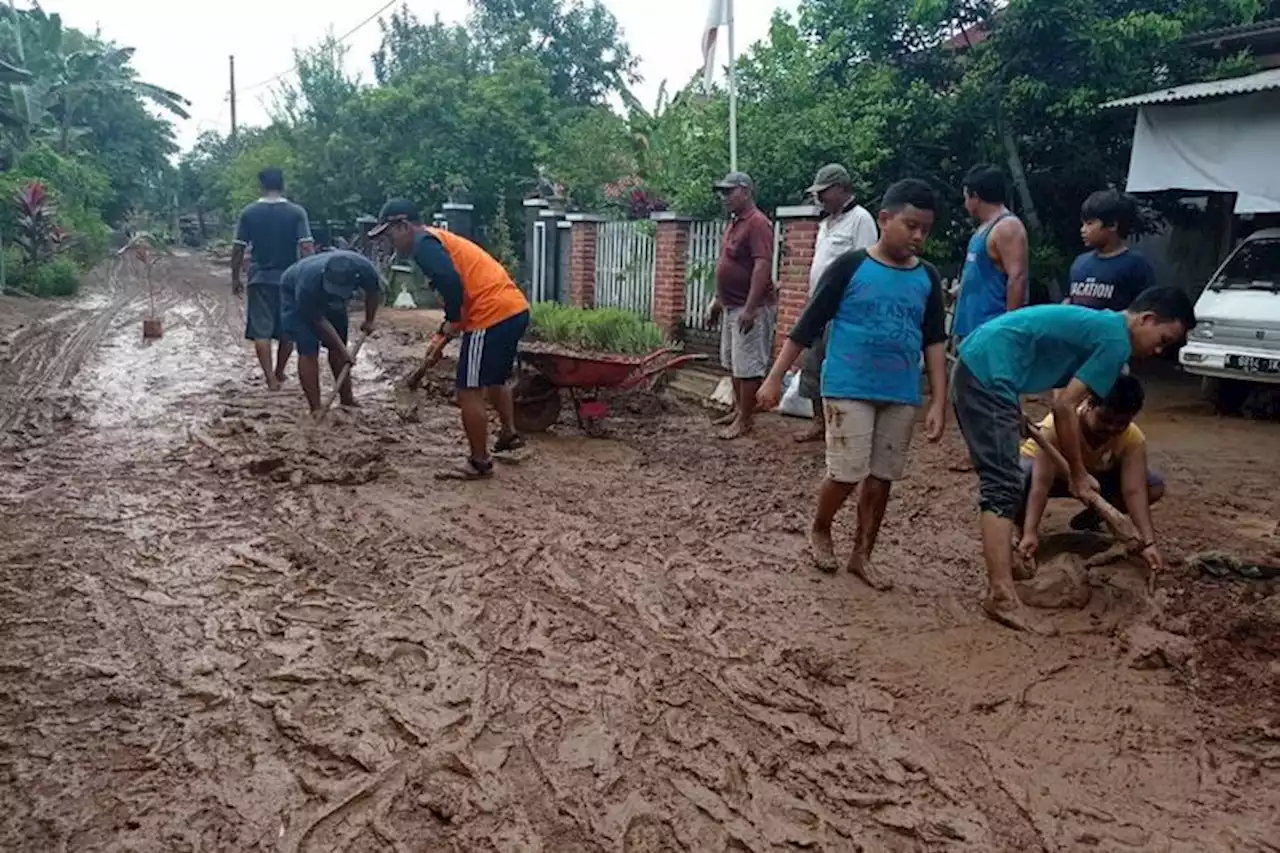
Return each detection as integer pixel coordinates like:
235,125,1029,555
1021,413,1142,549
314,333,368,425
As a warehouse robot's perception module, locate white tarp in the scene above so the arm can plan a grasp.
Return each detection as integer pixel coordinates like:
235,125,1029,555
1124,90,1280,214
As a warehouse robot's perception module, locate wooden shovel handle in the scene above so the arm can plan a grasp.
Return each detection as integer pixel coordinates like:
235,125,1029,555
1021,414,1142,548
315,334,367,424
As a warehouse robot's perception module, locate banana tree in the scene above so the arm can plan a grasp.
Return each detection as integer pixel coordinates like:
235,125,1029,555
51,45,190,153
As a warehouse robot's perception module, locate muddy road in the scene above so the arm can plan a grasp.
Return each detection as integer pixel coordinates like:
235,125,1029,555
1,253,1278,852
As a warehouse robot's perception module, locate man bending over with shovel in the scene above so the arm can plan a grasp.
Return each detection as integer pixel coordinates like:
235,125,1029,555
369,199,530,480
952,285,1194,633
280,250,380,416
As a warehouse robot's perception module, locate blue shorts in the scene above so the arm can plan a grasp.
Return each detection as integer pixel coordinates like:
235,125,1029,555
245,284,283,340
456,310,529,390
281,294,348,357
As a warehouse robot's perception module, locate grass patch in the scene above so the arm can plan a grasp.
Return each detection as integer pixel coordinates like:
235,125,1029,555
528,302,668,355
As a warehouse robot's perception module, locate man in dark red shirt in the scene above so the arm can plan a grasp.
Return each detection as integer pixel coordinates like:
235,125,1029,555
709,171,776,439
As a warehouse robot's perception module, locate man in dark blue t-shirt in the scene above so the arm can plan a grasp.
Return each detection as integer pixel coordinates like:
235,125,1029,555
280,250,381,416
1066,190,1157,312
231,167,314,390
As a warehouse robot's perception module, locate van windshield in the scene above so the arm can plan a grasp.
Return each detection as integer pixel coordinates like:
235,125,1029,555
1214,237,1280,291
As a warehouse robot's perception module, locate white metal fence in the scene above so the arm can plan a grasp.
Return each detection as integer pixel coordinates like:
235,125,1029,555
594,221,656,316
683,219,726,329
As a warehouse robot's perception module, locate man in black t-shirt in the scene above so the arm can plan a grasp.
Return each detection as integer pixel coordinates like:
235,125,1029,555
231,167,314,390
1066,190,1157,312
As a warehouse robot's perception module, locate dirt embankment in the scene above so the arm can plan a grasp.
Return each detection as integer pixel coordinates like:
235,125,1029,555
0,255,1277,852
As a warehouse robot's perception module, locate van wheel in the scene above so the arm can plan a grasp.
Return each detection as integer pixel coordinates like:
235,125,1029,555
1202,377,1249,416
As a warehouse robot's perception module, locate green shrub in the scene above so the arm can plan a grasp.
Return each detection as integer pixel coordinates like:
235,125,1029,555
528,302,667,355
2,255,81,297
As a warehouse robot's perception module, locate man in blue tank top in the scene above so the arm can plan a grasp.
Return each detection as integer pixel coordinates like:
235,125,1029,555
953,165,1028,340
758,179,949,590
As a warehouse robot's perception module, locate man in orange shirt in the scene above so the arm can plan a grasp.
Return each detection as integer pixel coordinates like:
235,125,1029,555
370,199,530,480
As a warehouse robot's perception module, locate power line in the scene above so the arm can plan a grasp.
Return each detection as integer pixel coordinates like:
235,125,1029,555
240,0,401,93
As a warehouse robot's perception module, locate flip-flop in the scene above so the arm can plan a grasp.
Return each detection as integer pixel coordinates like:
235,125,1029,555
434,458,494,481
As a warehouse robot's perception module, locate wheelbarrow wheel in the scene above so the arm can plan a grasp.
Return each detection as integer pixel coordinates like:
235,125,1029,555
513,374,562,433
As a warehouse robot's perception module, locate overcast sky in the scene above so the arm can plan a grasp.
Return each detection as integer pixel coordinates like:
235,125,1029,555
43,0,800,150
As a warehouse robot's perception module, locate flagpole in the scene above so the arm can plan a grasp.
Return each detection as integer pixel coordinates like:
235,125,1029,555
726,0,737,171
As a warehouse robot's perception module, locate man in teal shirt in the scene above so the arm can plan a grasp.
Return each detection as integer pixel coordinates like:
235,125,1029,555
951,287,1195,633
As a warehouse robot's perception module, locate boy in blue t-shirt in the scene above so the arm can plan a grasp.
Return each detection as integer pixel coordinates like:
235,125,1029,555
758,179,949,590
951,287,1195,633
1066,189,1157,312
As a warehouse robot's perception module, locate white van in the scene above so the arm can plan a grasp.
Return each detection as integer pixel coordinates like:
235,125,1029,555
1179,227,1280,413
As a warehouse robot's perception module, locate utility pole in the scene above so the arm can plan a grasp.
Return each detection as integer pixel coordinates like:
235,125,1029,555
228,55,238,139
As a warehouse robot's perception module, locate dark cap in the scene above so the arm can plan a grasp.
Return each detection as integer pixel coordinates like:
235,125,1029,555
806,163,851,196
713,171,754,192
323,251,380,294
367,198,422,237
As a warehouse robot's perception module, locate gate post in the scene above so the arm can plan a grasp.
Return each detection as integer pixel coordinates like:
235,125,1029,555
535,207,564,303
521,198,549,292
441,202,474,239
566,213,604,307
651,212,693,338
774,205,821,355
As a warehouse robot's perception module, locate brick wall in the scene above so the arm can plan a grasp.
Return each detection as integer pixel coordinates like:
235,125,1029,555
652,215,691,337
773,207,821,355
567,217,600,307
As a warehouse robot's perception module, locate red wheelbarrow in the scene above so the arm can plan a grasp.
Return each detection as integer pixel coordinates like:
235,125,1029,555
512,346,704,435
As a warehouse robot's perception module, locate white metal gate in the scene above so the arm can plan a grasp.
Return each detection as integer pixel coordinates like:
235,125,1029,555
683,219,726,329
594,221,656,316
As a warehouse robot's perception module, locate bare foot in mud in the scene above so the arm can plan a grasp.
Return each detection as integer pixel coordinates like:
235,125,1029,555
849,552,893,591
794,424,824,443
810,527,837,573
712,409,737,427
274,369,288,385
340,397,360,409
982,593,1055,635
266,377,282,392
718,420,751,440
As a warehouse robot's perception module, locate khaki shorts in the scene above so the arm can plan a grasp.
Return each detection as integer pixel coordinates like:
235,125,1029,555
824,399,917,484
720,303,777,379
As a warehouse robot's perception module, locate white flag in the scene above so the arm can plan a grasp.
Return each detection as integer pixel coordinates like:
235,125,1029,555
702,0,726,93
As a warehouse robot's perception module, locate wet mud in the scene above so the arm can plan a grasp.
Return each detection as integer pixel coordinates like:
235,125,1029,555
1,256,1278,851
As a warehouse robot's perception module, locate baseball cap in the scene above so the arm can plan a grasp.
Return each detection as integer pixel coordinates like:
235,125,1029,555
713,171,754,192
806,164,852,196
367,198,422,237
324,251,380,296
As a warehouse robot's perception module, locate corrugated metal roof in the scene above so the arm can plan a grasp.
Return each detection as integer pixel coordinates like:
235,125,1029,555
1102,68,1280,108
1184,18,1280,45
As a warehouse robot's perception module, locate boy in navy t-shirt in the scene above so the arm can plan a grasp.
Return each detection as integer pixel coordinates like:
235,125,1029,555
1066,190,1157,311
758,179,949,590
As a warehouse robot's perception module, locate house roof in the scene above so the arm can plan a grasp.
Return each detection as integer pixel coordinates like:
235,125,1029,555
1102,67,1280,108
1183,18,1280,46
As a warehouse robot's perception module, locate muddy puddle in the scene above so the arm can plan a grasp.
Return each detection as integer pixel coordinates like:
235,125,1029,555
0,256,1277,852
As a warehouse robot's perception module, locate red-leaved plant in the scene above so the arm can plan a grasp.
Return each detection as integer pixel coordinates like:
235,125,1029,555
14,181,63,267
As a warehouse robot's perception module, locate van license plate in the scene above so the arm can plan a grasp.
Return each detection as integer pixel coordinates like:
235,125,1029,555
1226,354,1280,374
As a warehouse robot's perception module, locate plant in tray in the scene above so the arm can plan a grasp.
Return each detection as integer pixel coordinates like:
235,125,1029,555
528,302,668,355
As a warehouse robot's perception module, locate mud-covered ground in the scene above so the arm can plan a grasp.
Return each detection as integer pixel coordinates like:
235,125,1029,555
1,254,1278,852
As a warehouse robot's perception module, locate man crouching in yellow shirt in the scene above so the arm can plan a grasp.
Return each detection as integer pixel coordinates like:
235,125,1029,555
1017,374,1165,573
